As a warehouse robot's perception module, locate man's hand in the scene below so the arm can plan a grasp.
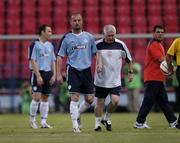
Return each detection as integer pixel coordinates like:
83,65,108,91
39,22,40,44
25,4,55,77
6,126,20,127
57,74,63,84
50,75,56,85
37,76,44,86
128,73,133,82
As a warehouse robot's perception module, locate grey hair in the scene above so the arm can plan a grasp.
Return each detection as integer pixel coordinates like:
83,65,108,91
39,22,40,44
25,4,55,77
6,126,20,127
103,24,116,35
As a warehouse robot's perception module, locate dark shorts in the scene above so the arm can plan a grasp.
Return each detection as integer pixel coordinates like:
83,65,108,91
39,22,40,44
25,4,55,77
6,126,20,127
31,71,53,95
95,86,121,99
67,65,94,94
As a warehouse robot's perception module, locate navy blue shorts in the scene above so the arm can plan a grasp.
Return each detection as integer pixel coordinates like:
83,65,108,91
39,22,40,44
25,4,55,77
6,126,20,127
31,71,53,95
95,86,121,99
67,65,94,94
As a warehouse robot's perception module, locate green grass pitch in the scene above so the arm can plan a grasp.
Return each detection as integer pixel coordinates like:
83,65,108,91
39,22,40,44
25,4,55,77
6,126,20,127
0,113,180,143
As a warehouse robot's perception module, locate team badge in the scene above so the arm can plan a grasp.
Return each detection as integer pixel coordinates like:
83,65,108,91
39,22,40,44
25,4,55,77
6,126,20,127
33,86,37,91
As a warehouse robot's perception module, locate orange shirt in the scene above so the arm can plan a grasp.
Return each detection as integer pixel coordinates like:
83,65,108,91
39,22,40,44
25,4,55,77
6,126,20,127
144,39,165,82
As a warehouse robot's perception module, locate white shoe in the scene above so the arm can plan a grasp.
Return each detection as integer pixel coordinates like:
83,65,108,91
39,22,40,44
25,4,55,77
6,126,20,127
133,122,151,129
73,127,81,133
30,121,38,129
169,120,177,128
41,122,53,129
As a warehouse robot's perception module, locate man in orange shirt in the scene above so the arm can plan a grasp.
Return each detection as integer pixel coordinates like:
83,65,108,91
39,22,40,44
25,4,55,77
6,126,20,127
133,25,177,129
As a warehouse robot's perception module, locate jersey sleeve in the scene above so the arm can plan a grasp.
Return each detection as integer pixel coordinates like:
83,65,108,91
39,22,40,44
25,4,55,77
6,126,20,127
28,42,36,60
51,46,56,62
167,39,177,56
57,38,67,57
91,36,97,54
122,42,132,63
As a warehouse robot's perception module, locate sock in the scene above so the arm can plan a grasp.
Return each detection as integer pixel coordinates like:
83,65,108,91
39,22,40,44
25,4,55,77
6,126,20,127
30,100,39,122
78,101,91,118
70,101,79,129
95,117,102,128
40,101,49,124
103,112,111,121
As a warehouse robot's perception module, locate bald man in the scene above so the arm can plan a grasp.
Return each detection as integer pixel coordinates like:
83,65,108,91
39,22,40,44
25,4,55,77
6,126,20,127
57,13,101,133
94,24,133,131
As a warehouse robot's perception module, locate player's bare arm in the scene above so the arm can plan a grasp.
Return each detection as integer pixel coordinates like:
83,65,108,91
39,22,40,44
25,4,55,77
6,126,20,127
50,62,56,85
56,56,63,84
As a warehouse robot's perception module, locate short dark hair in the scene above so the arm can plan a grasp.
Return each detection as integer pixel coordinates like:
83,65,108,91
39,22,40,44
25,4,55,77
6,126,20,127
153,25,165,32
37,24,49,35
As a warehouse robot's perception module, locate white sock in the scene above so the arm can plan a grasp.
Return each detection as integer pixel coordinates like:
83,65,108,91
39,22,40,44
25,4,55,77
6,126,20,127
30,100,39,122
104,112,111,121
95,117,102,128
40,101,49,124
70,101,79,129
78,101,91,118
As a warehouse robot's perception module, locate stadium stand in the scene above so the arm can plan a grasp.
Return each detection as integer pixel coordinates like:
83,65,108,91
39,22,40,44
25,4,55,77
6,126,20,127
0,0,179,81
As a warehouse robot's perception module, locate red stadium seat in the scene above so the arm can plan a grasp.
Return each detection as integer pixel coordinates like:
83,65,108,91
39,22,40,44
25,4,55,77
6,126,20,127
53,4,68,34
117,0,130,5
39,17,52,25
163,0,176,5
0,17,4,34
0,41,5,79
133,39,147,63
7,19,21,34
132,16,147,33
21,41,31,79
23,0,36,16
123,39,132,52
6,0,21,34
117,17,131,33
69,0,83,14
86,0,99,6
101,17,115,27
133,5,145,16
133,0,145,5
148,4,161,16
85,17,99,34
5,41,20,78
148,16,163,32
101,5,115,26
148,0,161,5
163,16,178,32
23,17,36,34
101,0,114,5
117,5,130,16
85,6,99,33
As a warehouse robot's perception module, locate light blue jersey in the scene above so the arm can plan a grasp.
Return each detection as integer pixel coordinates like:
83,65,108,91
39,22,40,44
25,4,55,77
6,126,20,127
57,31,97,71
28,39,56,71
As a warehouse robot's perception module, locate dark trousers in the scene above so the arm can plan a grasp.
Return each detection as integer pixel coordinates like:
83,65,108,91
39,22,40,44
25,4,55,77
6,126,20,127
176,67,180,123
136,81,177,124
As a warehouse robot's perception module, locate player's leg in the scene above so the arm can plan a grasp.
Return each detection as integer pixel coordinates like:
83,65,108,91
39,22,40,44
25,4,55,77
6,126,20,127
94,98,105,131
40,71,53,128
78,94,93,129
67,66,81,133
157,83,177,128
29,73,42,129
174,67,180,129
134,82,156,129
94,86,108,131
40,94,52,128
102,94,119,131
77,67,94,129
29,92,41,129
70,93,81,133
